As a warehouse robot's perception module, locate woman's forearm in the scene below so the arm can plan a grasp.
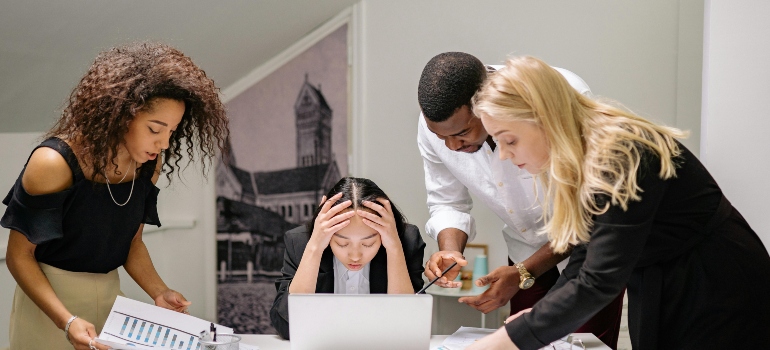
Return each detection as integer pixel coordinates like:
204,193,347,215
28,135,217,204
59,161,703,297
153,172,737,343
124,226,168,300
386,245,414,294
288,245,324,294
6,231,72,329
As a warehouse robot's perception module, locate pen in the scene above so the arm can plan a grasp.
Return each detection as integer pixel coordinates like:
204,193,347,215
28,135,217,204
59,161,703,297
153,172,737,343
416,261,458,294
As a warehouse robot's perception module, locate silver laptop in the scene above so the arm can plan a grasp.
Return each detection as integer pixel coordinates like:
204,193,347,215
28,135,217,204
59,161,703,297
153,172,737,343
288,294,433,350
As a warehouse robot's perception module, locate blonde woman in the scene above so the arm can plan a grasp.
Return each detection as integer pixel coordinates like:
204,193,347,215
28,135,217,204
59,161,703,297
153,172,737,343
467,56,770,350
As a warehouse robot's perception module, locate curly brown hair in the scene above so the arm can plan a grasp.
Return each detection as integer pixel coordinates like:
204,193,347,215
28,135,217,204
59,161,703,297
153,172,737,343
46,41,229,181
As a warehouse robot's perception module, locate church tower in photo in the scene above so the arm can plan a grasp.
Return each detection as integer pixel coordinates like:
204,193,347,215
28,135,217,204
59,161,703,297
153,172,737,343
295,74,332,167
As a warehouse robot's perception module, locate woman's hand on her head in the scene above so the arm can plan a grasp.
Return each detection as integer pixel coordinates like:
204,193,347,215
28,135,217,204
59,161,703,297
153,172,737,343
154,289,192,314
67,317,110,350
309,193,354,251
358,199,401,251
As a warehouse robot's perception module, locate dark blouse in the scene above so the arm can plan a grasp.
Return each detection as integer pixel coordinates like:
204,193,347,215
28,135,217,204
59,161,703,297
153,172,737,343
506,145,770,349
1,137,161,273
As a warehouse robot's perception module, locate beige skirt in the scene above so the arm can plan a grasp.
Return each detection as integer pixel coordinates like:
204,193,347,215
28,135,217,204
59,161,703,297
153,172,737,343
9,263,123,350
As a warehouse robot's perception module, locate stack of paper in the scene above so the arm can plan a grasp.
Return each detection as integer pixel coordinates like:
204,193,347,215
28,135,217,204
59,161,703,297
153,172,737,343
95,296,258,350
435,327,496,350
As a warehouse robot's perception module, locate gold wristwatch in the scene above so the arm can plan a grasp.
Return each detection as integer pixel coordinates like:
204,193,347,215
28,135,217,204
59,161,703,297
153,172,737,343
514,262,535,289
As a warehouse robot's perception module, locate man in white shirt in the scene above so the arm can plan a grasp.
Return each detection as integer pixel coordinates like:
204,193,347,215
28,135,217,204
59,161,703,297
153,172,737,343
417,52,623,348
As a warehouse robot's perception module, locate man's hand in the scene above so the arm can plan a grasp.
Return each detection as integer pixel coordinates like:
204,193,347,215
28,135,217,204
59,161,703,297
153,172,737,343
458,265,520,313
424,251,467,288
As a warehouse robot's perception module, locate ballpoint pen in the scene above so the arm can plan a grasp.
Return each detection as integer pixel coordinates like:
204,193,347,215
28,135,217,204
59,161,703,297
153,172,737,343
416,261,458,294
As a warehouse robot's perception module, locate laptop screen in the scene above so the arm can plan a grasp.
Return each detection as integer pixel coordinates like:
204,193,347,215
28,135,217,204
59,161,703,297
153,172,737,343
288,294,433,350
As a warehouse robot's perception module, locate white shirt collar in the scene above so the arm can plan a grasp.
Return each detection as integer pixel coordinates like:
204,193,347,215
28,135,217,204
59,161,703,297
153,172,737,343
333,256,371,294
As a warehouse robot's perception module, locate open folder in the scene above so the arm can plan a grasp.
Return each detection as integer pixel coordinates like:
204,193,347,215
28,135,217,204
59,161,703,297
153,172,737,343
95,296,256,350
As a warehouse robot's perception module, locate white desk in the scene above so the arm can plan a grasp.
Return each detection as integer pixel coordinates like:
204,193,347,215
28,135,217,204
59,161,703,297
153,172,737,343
238,334,447,349
426,284,500,331
238,333,611,349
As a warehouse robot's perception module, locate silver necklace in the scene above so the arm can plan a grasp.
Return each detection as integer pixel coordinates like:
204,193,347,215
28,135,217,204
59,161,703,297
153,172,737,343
104,159,135,206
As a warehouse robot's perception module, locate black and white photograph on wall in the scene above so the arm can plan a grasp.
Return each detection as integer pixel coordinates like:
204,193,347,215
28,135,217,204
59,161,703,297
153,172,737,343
215,24,349,334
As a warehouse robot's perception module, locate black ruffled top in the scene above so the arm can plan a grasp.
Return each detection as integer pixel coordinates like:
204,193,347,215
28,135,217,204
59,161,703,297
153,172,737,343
1,137,161,273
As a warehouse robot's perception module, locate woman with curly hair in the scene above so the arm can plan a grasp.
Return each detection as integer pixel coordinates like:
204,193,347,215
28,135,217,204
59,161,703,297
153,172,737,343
2,42,229,350
466,56,770,349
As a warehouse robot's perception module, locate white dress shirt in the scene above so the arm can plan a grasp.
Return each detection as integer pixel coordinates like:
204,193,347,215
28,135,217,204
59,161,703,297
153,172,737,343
418,66,591,268
333,256,371,294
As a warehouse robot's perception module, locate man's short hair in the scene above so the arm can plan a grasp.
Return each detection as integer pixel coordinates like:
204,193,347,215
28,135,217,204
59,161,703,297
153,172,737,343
418,52,487,123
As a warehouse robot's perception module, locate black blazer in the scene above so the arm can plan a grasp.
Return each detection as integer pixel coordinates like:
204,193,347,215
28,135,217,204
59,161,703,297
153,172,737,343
269,223,426,339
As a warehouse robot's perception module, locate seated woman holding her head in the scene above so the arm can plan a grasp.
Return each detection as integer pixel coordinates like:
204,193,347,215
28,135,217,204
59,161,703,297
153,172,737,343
270,177,426,339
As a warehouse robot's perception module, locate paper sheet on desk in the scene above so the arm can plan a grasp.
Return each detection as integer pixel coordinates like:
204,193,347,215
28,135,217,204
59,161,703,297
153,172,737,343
437,327,496,350
435,327,571,350
96,338,259,350
95,296,258,350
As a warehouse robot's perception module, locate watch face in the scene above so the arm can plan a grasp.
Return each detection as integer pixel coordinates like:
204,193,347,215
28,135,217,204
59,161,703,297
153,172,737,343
521,278,535,290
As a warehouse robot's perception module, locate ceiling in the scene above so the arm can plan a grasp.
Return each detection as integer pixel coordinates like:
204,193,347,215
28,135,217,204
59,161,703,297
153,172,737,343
0,0,360,132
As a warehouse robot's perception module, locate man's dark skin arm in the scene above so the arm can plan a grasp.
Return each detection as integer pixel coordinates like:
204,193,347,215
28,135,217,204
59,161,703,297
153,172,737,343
424,228,469,287
422,122,571,311
459,243,571,313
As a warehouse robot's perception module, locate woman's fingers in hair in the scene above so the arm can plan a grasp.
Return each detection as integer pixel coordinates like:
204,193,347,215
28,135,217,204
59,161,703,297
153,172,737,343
357,209,384,227
319,193,343,212
360,199,392,218
325,216,352,234
323,209,355,230
318,195,327,206
367,198,392,213
359,216,381,232
325,199,352,218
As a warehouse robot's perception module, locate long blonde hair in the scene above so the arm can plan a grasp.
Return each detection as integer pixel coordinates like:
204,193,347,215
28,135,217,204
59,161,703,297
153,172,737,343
473,56,687,253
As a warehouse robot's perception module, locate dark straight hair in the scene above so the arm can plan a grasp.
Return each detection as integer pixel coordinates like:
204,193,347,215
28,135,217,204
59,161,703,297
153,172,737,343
306,177,407,237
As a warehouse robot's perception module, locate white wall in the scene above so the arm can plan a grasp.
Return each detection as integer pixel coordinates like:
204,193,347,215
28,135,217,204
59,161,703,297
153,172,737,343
702,0,770,245
354,0,704,278
0,133,40,348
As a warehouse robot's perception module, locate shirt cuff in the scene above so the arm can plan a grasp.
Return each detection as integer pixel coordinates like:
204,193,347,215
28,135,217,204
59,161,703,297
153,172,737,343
425,210,475,242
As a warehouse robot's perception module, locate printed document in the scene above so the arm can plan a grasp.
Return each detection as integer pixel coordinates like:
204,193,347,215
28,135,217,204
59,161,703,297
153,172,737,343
96,296,257,350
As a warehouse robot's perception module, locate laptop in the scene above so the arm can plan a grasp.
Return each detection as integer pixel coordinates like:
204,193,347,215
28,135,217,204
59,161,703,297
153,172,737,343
288,294,433,350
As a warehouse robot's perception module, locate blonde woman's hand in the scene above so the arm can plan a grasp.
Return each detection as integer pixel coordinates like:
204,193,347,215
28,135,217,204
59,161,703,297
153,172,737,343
309,193,354,251
154,289,192,314
465,326,520,350
67,317,110,350
504,308,531,325
358,198,401,250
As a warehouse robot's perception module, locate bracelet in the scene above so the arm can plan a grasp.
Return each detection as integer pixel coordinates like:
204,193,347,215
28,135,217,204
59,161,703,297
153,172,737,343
64,315,78,343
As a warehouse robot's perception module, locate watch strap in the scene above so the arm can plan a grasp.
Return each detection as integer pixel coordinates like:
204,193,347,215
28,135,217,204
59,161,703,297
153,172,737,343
514,262,533,278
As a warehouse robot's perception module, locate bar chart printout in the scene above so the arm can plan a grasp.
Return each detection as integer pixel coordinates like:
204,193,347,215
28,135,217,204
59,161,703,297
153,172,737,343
97,296,234,350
